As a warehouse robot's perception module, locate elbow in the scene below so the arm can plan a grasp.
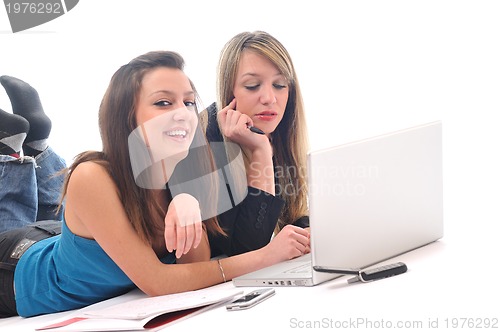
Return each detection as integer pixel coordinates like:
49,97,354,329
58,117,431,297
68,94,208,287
134,266,181,297
139,283,167,297
133,268,169,297
132,262,195,297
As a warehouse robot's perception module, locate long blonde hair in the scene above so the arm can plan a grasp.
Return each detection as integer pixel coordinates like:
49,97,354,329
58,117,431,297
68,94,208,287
217,31,309,232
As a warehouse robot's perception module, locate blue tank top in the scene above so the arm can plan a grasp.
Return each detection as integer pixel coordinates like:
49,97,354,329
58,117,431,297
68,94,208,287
14,220,176,317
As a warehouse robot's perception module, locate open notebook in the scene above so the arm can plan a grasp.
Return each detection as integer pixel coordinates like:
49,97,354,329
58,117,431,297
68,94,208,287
233,121,443,287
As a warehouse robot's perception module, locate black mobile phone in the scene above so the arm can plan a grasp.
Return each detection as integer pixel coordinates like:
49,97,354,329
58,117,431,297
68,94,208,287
358,262,408,282
313,262,408,283
226,288,275,311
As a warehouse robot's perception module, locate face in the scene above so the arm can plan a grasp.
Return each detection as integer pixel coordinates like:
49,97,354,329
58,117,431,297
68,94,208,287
233,50,289,135
135,67,198,164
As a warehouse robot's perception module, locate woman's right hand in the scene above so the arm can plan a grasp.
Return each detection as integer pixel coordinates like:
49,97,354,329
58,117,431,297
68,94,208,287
164,193,203,259
262,225,310,265
218,99,275,193
217,99,270,153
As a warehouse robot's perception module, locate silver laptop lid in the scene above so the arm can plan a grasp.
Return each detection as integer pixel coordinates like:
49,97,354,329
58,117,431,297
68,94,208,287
309,121,443,271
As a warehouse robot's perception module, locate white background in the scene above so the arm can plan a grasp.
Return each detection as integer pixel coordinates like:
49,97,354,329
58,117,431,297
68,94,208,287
1,0,499,324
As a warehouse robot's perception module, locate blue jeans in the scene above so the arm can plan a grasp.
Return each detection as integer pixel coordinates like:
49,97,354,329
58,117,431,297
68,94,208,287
0,147,66,233
0,147,66,317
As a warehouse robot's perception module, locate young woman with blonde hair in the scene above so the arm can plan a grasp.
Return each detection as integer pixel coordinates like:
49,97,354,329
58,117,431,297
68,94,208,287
204,31,310,257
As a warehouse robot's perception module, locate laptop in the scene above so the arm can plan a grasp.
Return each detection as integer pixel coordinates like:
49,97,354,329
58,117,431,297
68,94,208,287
233,121,443,287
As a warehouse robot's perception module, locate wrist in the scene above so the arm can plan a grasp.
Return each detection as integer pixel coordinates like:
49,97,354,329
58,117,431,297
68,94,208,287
244,144,275,194
254,245,272,268
247,147,273,177
244,142,273,161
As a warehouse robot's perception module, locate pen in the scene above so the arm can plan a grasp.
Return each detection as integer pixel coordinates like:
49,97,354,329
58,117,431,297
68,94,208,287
247,125,265,135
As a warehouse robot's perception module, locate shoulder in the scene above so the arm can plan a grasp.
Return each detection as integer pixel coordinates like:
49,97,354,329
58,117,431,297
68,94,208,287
66,161,117,202
64,161,124,238
69,161,112,186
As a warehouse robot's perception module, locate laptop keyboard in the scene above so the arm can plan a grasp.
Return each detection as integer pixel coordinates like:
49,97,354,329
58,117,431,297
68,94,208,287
283,263,312,274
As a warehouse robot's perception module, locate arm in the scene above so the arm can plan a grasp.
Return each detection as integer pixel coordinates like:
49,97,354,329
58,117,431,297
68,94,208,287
164,193,203,259
64,161,309,297
205,102,283,256
217,224,310,280
209,187,284,256
217,99,275,194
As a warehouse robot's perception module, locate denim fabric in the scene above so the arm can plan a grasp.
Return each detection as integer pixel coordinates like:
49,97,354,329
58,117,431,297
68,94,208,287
0,147,66,233
0,221,62,317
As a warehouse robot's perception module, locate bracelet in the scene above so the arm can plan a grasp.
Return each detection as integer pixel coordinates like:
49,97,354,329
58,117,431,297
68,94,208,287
217,259,227,283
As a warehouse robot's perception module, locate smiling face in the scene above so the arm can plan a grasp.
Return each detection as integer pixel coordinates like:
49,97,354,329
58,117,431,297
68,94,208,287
233,50,289,135
135,67,198,165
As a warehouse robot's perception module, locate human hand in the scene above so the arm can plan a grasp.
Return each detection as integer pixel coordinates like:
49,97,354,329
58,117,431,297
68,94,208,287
263,225,310,264
217,99,270,153
164,193,203,259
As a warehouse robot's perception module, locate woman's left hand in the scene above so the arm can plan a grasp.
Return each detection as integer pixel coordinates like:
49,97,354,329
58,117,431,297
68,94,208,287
164,193,203,258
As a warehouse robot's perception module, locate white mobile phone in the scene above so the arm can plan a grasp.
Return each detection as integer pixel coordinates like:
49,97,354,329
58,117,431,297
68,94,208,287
226,288,275,311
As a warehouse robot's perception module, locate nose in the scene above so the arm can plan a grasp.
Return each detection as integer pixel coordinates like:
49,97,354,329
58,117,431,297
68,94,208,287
172,104,190,121
260,84,277,105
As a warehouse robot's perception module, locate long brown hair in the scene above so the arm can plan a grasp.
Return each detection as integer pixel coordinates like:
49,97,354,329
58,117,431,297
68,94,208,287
217,31,309,232
60,51,223,245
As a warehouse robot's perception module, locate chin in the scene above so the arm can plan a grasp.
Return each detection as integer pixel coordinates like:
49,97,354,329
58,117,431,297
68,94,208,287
262,124,279,134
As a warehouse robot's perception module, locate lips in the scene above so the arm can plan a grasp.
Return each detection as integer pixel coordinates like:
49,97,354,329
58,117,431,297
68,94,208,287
255,111,278,121
164,128,189,141
166,130,187,138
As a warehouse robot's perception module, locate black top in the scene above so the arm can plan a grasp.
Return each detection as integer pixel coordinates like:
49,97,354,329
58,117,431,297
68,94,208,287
203,103,309,257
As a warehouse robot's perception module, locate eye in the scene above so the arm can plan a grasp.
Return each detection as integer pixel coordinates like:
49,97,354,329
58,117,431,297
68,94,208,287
273,83,288,90
184,101,197,111
154,100,171,107
245,84,260,91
